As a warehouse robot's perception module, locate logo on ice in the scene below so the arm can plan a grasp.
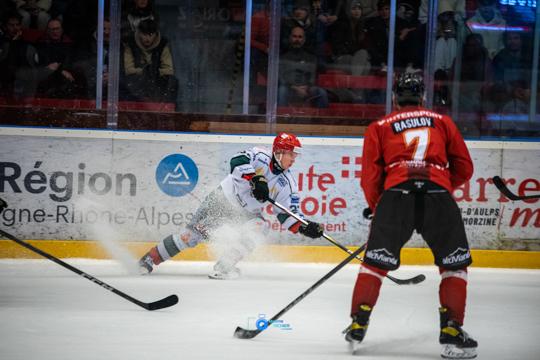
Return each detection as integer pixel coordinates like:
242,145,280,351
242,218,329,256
365,248,398,266
247,314,292,331
442,247,471,265
155,154,199,197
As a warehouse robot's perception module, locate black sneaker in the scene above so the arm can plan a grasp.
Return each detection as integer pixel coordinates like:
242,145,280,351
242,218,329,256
344,304,372,354
439,307,478,359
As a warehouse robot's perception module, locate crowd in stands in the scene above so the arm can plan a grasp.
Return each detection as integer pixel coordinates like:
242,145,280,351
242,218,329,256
0,0,178,103
254,0,536,118
0,0,536,122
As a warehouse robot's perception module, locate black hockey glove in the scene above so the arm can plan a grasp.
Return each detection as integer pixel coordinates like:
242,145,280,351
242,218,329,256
299,221,324,239
0,198,6,214
362,208,373,220
250,175,269,202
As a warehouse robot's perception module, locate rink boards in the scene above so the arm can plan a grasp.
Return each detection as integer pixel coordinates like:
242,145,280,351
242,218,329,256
0,127,539,268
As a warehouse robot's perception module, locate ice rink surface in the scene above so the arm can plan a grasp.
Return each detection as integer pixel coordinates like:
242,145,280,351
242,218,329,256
1,259,539,360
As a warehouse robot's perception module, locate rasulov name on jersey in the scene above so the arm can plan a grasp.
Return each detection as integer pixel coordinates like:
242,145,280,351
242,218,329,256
392,117,435,134
0,161,137,202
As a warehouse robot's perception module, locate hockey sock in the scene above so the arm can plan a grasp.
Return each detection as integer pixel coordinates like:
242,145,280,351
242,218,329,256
439,267,468,325
156,233,191,262
350,263,387,316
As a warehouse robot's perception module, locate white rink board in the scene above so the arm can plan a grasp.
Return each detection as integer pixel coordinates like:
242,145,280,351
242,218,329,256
0,127,538,249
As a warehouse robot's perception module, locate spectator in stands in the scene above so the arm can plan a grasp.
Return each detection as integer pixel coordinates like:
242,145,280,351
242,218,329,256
73,18,111,99
278,26,328,108
35,18,81,98
281,0,317,54
328,2,371,103
501,79,530,115
394,0,421,71
418,0,465,25
16,0,52,31
0,11,39,97
466,0,506,59
123,19,178,103
122,0,158,43
492,31,531,86
451,33,493,113
251,1,270,80
330,2,370,76
434,11,458,75
335,0,379,19
365,0,390,73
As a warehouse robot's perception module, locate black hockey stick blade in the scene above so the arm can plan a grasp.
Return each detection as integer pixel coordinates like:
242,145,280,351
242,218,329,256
492,176,540,200
0,228,179,311
234,326,262,339
234,245,365,340
387,273,426,285
143,294,179,311
268,199,426,286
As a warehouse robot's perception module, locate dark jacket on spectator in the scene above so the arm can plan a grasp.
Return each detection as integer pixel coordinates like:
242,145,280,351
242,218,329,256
278,47,317,86
331,14,368,57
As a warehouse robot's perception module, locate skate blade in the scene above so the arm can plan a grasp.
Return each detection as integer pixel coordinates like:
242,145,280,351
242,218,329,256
208,272,240,280
441,344,477,359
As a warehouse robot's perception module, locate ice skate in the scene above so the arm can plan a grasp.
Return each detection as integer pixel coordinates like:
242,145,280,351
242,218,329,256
344,304,372,355
208,266,241,280
138,253,154,275
439,307,478,359
208,259,242,280
138,248,162,275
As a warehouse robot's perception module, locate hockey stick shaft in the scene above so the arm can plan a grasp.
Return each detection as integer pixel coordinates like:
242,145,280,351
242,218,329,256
492,176,540,200
0,228,178,311
268,199,425,285
234,243,366,339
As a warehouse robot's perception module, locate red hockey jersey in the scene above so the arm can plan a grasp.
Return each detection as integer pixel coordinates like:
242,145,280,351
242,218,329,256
361,106,473,210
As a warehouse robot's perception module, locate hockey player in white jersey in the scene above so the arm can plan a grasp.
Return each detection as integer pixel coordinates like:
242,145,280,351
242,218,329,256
139,132,324,279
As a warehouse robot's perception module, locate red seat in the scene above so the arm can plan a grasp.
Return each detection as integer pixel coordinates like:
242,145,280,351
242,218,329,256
318,74,386,89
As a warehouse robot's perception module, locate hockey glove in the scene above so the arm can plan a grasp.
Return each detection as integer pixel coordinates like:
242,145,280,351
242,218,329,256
0,198,6,214
362,208,373,220
299,221,324,239
250,175,269,202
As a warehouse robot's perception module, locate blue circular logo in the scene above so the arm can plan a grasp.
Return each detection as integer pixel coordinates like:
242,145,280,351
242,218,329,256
256,318,269,330
156,154,199,197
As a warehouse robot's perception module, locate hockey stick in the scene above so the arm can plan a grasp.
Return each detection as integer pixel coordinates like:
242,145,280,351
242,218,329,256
0,228,178,311
492,176,540,200
234,243,366,339
268,199,426,285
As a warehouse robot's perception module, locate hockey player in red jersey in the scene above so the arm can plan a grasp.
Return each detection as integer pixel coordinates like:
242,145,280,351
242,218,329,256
345,73,478,359
138,133,324,279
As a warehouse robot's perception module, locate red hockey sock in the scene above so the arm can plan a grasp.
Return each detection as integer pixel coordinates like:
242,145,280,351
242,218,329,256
439,267,468,325
350,263,387,316
149,247,163,265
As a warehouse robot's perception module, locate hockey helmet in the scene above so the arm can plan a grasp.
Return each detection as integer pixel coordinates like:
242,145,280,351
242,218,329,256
393,72,425,106
273,132,302,154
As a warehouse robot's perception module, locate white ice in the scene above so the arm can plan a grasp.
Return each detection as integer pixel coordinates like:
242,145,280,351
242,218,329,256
1,260,539,360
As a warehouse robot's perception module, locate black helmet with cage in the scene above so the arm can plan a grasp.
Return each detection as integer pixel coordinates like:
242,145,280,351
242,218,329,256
393,72,425,107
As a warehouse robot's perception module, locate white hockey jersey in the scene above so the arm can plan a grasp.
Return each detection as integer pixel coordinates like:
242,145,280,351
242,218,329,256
220,146,303,231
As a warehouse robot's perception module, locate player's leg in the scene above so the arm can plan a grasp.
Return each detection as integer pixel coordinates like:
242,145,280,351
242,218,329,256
422,192,477,359
346,191,414,349
209,217,268,280
139,189,225,274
